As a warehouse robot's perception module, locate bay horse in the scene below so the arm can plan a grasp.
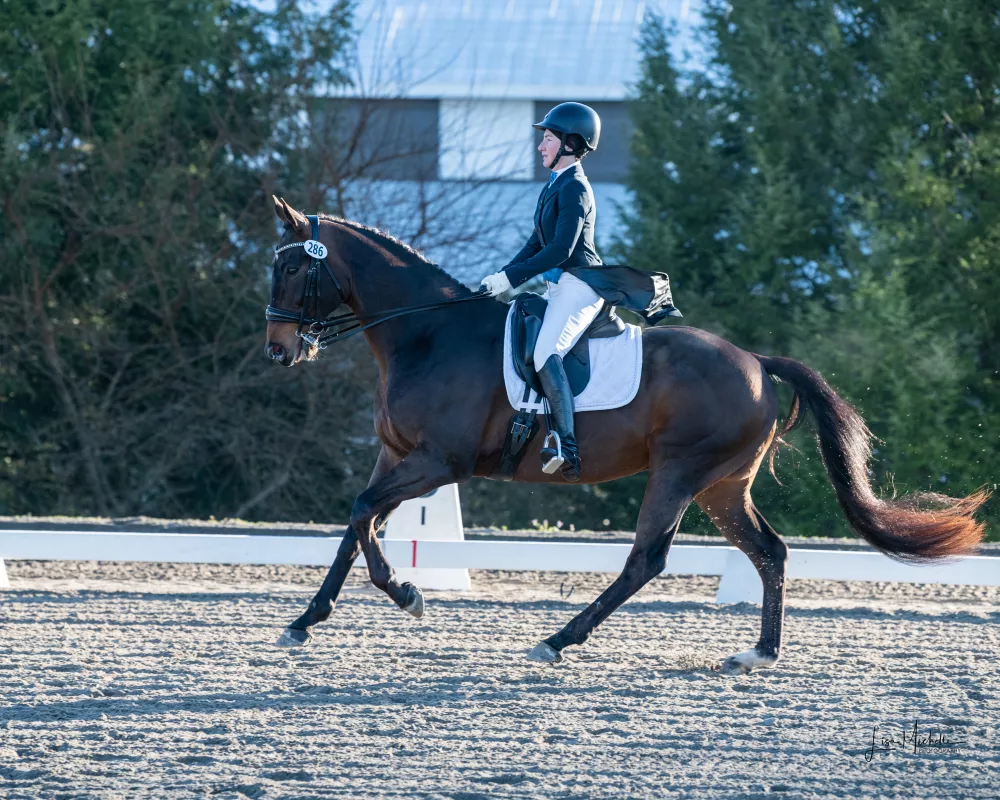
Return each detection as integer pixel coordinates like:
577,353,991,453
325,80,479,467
263,197,987,675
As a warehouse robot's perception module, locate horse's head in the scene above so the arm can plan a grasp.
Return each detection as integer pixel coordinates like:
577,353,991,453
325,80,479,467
265,196,348,366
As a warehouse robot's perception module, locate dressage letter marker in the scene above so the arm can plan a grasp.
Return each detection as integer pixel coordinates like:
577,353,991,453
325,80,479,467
384,484,471,591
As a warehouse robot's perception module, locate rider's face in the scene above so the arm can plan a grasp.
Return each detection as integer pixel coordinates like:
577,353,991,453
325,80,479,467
538,129,565,168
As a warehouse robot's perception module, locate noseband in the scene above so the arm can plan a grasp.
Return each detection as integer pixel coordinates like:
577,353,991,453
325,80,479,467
265,215,490,350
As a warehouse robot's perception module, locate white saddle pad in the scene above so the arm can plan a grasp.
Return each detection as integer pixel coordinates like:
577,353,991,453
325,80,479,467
503,303,644,413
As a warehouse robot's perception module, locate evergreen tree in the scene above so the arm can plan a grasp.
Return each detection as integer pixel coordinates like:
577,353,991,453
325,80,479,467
618,2,998,539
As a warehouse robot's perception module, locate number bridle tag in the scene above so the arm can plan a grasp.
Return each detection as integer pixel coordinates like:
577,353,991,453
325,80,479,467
304,239,328,259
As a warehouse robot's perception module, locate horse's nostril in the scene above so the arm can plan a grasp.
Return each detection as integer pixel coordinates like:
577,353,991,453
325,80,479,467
267,342,285,360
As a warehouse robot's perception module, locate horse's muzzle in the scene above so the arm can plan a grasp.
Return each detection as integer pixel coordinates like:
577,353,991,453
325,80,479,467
265,341,286,363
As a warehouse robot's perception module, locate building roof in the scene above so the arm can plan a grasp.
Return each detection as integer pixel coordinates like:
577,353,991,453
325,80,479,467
346,0,698,101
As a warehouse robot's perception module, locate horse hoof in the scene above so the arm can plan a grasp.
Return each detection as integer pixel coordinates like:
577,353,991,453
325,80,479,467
717,648,777,676
526,641,563,664
275,627,313,648
403,585,425,619
718,656,752,676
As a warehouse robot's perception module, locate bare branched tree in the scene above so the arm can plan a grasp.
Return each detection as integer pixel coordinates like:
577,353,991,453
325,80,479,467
0,0,540,523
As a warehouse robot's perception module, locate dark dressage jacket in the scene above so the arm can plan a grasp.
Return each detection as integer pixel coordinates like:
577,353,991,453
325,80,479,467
501,161,681,326
502,161,601,288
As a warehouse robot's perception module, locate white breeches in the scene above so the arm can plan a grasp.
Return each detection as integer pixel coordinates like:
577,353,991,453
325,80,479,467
533,272,605,367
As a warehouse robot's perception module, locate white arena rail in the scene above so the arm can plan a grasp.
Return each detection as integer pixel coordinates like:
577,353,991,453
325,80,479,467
1,529,997,604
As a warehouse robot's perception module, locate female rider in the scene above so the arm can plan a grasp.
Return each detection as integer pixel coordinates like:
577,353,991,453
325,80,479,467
480,102,604,482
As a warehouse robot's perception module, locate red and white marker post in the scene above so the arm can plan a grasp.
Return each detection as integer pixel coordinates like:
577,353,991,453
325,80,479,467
384,484,470,591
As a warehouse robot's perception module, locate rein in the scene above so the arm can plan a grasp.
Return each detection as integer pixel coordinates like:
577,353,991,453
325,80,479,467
271,289,492,349
265,215,491,349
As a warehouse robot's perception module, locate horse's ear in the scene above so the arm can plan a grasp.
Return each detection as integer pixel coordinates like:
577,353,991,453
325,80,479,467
277,197,310,237
272,194,288,224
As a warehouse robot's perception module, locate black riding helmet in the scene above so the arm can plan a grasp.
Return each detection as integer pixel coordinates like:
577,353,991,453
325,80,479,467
533,102,601,165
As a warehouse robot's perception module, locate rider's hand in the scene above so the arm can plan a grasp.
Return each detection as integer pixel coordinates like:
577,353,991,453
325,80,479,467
480,271,512,298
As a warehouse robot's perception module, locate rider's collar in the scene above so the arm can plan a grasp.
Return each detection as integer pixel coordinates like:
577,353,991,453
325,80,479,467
551,162,578,180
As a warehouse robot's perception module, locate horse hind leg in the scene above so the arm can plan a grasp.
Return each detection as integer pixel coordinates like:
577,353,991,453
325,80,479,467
695,477,789,675
529,466,694,662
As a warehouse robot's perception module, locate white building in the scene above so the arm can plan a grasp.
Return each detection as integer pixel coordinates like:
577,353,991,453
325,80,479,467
328,0,700,285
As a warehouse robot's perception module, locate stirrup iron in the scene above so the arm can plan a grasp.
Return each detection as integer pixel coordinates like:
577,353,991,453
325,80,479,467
541,431,565,474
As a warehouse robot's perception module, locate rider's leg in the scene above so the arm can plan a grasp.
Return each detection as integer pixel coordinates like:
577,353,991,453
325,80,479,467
533,273,604,364
537,355,581,480
533,273,603,481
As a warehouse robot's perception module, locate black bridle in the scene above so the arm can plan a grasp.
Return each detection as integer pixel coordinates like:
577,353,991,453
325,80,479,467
265,215,490,350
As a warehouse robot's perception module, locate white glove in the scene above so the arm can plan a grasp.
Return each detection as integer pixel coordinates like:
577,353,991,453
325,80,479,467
480,271,512,297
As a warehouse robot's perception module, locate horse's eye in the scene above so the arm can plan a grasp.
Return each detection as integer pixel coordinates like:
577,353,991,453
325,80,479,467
286,266,299,275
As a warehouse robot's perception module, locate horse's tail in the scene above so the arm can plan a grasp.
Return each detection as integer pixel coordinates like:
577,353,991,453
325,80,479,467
755,353,989,563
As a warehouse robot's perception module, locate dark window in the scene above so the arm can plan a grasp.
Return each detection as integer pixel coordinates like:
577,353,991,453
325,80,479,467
533,100,632,183
314,99,440,181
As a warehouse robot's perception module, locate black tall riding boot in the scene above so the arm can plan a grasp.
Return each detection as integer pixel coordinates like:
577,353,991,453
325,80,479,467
538,354,581,482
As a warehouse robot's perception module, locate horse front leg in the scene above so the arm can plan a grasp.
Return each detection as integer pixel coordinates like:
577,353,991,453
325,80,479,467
276,448,399,647
350,444,463,617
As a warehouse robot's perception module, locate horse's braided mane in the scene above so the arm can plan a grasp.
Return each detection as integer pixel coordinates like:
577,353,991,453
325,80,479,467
316,213,471,295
